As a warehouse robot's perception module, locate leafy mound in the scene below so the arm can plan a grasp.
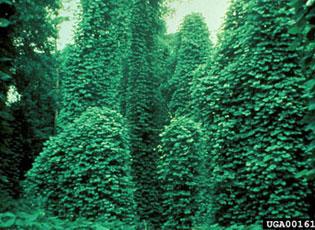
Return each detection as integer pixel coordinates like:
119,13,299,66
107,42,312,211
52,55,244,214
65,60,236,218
24,107,136,225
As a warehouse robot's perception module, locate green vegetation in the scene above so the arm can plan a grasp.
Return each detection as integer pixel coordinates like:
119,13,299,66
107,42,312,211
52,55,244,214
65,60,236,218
0,198,134,230
0,0,60,202
291,0,315,216
0,0,15,201
1,0,315,229
199,0,311,225
125,0,166,227
158,117,205,229
168,13,212,116
58,0,129,127
25,107,135,224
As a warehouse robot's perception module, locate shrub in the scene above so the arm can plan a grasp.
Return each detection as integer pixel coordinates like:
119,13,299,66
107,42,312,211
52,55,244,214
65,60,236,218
24,107,136,225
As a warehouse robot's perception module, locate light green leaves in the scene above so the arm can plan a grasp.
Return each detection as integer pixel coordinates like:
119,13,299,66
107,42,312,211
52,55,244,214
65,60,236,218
0,212,16,228
0,18,10,28
0,71,11,81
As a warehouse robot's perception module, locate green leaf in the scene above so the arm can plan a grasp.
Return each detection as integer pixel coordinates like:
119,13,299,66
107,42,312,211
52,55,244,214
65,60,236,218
0,18,10,28
288,26,300,34
0,212,16,228
307,0,315,7
0,0,12,5
0,70,11,81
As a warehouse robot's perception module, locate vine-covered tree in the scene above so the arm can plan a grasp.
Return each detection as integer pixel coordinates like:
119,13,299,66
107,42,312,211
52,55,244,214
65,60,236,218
192,0,247,124
190,1,249,224
205,0,312,226
58,0,130,127
192,0,248,123
291,0,315,217
168,13,211,116
25,107,136,225
125,0,165,227
158,117,205,229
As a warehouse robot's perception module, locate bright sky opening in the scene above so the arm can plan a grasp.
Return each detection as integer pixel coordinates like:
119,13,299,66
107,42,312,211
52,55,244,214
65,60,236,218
57,0,230,50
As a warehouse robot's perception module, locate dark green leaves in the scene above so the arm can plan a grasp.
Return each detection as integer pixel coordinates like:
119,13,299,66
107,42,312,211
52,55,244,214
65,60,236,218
168,13,212,116
125,0,165,227
158,116,205,229
195,0,311,226
25,107,136,225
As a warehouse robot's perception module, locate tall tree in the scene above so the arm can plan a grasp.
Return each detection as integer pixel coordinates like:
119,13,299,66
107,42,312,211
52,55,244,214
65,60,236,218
1,0,60,200
201,0,312,226
24,0,138,224
291,0,315,217
58,0,130,127
168,13,211,116
190,2,248,224
0,0,15,201
126,0,164,227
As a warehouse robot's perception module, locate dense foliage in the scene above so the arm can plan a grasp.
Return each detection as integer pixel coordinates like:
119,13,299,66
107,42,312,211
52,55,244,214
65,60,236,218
168,13,212,116
0,0,15,199
0,0,60,201
0,198,134,229
1,0,315,229
158,117,205,229
25,107,136,224
58,0,130,127
194,0,312,226
13,0,60,183
125,0,165,228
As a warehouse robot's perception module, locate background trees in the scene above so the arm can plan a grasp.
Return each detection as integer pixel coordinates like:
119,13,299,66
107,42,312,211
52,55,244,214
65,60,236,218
0,0,15,201
12,0,60,180
0,0,60,201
